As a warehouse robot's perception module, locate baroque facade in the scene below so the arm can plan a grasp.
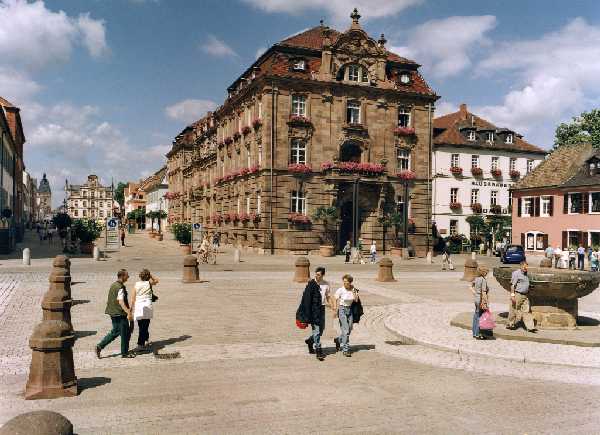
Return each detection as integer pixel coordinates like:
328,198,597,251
432,104,546,238
65,175,116,222
167,10,438,255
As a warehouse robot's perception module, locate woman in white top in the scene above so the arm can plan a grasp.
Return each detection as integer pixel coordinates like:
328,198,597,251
369,241,377,264
130,268,159,350
333,274,359,357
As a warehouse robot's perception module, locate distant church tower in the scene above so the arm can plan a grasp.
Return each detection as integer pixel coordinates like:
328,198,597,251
37,173,52,220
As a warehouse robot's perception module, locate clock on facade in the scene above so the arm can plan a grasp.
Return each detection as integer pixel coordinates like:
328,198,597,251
400,73,410,84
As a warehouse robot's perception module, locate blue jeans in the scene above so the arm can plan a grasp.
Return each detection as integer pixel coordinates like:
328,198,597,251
337,305,353,352
371,252,376,263
308,306,325,349
472,303,481,337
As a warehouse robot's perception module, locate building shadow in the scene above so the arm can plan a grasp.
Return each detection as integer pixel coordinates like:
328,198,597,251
74,330,97,339
78,377,111,394
578,316,600,326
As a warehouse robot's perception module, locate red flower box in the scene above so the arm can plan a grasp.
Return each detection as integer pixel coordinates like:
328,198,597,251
289,115,311,125
470,203,482,213
288,213,311,224
510,170,521,179
249,212,261,223
252,118,262,129
397,170,416,180
321,161,334,171
491,168,502,177
224,136,233,145
288,163,312,174
239,212,250,223
471,167,483,176
242,126,251,135
394,127,416,136
449,202,462,210
450,166,463,175
211,213,223,225
249,164,260,174
240,168,250,176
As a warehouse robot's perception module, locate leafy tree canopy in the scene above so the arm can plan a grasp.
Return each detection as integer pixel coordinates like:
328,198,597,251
554,109,600,148
114,182,127,207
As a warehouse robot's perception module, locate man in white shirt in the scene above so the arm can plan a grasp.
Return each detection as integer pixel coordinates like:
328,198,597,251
553,246,562,269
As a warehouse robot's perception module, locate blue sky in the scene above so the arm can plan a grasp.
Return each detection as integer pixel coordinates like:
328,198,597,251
1,0,599,206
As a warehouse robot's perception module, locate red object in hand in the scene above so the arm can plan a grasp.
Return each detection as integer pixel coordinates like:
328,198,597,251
296,319,308,329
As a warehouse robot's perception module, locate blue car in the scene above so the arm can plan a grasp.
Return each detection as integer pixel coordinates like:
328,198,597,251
501,245,526,264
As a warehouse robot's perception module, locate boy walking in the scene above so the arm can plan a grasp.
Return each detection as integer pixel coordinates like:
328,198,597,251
95,269,135,358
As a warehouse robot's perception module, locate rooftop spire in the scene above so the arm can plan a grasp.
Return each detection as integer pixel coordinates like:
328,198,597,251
350,8,361,29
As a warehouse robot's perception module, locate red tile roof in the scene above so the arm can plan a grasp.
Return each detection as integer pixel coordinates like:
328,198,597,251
0,96,15,108
433,104,546,154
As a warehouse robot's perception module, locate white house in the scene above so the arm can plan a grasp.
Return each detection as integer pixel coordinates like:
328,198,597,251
140,166,168,231
432,104,547,239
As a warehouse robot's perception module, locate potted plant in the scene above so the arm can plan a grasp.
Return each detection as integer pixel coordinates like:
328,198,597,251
379,211,405,256
470,202,483,214
490,204,502,214
288,163,312,175
450,166,463,176
491,168,502,177
510,169,521,179
471,167,483,177
146,210,157,237
72,218,103,254
312,206,338,257
393,127,416,136
170,222,192,254
449,202,462,211
52,212,72,241
288,213,311,229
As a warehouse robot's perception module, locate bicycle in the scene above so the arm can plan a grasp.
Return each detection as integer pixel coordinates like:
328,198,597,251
198,247,217,265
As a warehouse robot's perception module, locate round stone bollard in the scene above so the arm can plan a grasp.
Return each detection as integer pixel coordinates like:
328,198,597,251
426,251,432,264
182,255,200,283
25,320,77,400
42,270,73,331
233,248,241,263
471,251,477,260
93,246,100,261
22,247,31,266
0,411,73,435
376,257,396,282
293,257,310,283
461,259,479,282
540,258,552,268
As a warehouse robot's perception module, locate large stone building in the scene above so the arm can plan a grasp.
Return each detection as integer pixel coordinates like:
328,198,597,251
37,173,52,221
432,104,546,239
166,10,438,255
65,175,116,222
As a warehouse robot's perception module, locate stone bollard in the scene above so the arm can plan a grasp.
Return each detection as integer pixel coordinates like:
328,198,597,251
471,251,476,260
0,411,73,435
25,320,77,400
293,257,310,283
426,251,432,264
182,255,200,283
461,259,479,282
376,257,396,282
233,248,241,263
540,258,552,268
487,248,492,257
43,256,74,331
23,247,31,265
93,246,100,261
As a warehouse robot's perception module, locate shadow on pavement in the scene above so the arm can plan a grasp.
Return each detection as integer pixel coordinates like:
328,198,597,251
151,334,192,352
78,376,111,394
71,299,90,305
74,330,97,339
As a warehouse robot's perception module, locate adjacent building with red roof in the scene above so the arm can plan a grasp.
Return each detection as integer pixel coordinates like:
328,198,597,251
167,9,439,255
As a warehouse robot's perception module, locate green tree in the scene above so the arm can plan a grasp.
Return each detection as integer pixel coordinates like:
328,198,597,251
114,182,127,207
379,211,405,248
554,109,600,148
312,206,338,246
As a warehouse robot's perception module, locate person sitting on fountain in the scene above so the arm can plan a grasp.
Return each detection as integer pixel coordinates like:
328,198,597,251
506,261,535,332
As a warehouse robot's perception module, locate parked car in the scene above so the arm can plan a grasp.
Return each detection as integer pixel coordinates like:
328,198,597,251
501,245,526,264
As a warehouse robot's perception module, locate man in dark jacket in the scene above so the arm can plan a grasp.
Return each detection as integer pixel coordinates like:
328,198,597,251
296,267,329,361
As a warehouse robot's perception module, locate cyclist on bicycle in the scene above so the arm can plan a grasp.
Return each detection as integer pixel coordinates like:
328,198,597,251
198,235,210,263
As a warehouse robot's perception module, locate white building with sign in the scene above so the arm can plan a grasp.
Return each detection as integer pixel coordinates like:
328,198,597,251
431,104,547,238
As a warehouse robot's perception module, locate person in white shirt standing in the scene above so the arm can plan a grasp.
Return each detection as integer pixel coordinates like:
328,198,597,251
553,246,562,268
333,274,359,357
369,241,377,264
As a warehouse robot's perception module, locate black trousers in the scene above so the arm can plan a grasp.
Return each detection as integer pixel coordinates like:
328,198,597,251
578,254,585,270
345,252,351,262
137,319,151,346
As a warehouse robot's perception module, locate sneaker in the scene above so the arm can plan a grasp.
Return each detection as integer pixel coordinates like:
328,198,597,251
95,345,101,359
315,348,324,361
343,351,352,357
305,338,315,354
121,352,136,358
505,325,517,330
334,337,341,352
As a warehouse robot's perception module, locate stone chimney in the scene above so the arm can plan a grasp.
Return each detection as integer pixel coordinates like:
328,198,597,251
459,103,468,120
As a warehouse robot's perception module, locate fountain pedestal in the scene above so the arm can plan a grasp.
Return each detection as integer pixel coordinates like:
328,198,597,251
493,267,599,329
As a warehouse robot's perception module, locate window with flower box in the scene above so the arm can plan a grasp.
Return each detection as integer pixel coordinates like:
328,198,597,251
491,156,499,171
398,107,411,128
291,191,306,215
470,189,479,205
490,190,498,206
471,155,480,168
451,154,460,168
346,100,361,124
291,95,306,117
290,139,306,165
450,188,458,204
397,148,410,171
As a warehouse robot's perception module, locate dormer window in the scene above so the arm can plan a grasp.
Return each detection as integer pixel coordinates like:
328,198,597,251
486,132,494,143
292,59,306,71
343,64,369,83
505,133,514,144
467,131,476,141
348,65,360,81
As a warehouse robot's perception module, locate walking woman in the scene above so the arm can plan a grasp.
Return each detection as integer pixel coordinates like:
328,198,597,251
470,265,490,340
342,241,352,263
130,269,159,350
334,274,359,357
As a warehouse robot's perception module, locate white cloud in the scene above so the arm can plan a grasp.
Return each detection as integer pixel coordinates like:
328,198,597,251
0,0,109,70
0,67,41,104
474,17,600,146
391,15,496,78
241,0,422,24
434,101,458,117
165,99,217,124
200,35,238,58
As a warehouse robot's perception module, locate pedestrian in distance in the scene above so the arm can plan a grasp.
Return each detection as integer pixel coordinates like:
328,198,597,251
342,240,351,263
212,232,220,252
470,265,490,340
569,248,577,270
296,267,330,361
369,241,377,264
544,245,554,261
553,246,562,268
441,245,453,271
591,250,599,272
120,226,126,247
130,268,159,351
333,274,359,357
95,269,135,359
506,261,535,332
355,238,365,264
577,245,586,270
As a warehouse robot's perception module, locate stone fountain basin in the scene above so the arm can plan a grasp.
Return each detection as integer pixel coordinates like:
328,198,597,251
493,267,600,300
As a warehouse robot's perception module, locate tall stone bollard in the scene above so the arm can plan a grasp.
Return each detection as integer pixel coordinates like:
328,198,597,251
43,256,74,331
293,257,310,283
182,255,200,283
0,411,73,435
461,259,479,282
23,247,31,265
25,320,77,400
233,248,241,263
376,257,396,282
426,251,432,264
93,246,100,261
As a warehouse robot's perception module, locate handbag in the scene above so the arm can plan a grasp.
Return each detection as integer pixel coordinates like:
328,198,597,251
150,283,158,302
296,319,308,329
479,310,496,330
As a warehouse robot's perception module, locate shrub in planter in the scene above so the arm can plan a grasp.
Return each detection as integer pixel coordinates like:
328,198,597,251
450,166,463,175
52,213,72,230
470,203,483,214
170,222,192,245
510,170,521,179
393,127,416,136
471,167,483,176
312,206,338,252
288,163,312,175
449,202,462,211
491,168,502,177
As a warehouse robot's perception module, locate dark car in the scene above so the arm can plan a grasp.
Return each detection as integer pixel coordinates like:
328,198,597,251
501,245,526,264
